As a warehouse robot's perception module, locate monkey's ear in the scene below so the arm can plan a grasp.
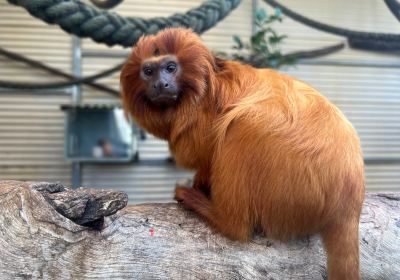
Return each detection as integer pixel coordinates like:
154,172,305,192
213,56,226,72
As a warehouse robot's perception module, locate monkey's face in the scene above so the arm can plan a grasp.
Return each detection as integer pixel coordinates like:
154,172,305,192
121,28,216,123
140,55,181,107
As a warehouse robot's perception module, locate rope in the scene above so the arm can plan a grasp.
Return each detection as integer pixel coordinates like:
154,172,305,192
7,0,241,47
263,0,400,52
0,61,124,90
1,42,345,90
384,0,400,22
89,0,123,9
285,42,345,60
248,42,345,68
0,46,119,96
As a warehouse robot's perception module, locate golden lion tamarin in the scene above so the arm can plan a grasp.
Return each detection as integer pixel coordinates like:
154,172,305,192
120,28,365,279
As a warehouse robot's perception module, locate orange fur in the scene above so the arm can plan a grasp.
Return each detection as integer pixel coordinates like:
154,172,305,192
121,28,365,279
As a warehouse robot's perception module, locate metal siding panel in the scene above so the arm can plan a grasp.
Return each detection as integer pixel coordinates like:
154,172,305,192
365,164,400,192
82,162,193,204
0,1,72,184
0,94,71,178
0,166,71,185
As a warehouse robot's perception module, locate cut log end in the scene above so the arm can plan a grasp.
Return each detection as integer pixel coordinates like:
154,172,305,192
31,181,128,229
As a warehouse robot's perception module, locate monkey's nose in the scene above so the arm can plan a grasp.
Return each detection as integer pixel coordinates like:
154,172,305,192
153,81,169,90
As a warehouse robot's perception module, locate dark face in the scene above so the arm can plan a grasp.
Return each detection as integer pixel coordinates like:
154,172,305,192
140,55,180,107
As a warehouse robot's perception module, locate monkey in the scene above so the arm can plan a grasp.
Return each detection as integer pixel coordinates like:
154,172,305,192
120,28,365,280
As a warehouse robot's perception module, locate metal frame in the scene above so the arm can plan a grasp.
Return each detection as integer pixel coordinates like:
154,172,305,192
71,35,82,188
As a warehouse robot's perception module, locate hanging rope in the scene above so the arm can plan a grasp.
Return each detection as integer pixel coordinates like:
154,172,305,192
89,0,123,10
384,0,400,22
284,42,345,60
0,42,345,90
263,0,400,52
0,46,120,96
0,61,124,90
7,0,241,47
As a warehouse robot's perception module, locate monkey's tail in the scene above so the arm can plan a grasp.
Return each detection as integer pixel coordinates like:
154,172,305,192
321,218,361,280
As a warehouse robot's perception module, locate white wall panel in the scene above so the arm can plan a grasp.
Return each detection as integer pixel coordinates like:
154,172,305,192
0,1,72,183
0,93,71,183
82,162,193,204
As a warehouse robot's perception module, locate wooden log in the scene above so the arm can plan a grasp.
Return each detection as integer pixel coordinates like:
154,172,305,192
0,180,399,279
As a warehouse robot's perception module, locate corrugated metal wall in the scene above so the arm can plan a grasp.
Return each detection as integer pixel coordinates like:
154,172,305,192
0,0,399,204
0,1,72,184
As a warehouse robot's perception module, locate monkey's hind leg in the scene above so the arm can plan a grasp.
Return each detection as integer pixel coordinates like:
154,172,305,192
192,168,211,197
174,187,252,241
321,218,361,280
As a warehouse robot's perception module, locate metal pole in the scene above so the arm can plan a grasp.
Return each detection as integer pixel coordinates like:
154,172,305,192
252,0,259,35
71,35,82,188
72,36,82,103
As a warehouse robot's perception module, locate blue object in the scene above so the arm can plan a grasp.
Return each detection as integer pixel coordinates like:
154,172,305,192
61,104,138,163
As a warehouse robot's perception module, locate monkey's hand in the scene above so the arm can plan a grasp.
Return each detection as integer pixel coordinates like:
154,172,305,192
174,187,193,210
174,186,210,213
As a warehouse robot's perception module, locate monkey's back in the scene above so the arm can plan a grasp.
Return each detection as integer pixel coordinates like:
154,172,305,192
211,67,365,240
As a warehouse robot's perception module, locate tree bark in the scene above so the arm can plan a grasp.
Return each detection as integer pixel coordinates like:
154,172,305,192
0,180,399,279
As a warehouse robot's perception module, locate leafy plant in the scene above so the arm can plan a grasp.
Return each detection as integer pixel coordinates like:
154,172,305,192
222,8,295,69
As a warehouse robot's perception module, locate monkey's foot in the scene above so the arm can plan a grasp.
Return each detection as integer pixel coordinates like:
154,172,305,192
174,187,193,210
174,186,211,214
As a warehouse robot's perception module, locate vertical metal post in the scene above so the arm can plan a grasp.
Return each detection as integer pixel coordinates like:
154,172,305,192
72,35,82,103
252,0,259,35
71,35,82,188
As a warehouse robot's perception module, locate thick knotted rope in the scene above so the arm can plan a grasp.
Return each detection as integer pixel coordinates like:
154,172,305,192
0,61,125,90
384,0,400,22
263,0,400,52
89,0,123,10
7,0,241,47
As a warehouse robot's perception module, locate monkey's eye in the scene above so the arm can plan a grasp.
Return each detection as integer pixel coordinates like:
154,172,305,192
143,67,153,76
166,63,177,73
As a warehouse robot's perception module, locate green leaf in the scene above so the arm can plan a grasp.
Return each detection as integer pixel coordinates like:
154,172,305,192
255,9,267,22
227,7,294,69
233,35,243,49
250,32,266,46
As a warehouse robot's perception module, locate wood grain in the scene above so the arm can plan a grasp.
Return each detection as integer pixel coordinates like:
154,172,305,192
0,180,398,279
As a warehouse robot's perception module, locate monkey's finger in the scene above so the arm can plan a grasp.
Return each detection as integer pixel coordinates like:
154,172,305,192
174,186,190,203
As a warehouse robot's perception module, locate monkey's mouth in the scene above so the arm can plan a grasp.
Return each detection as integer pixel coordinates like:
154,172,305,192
148,94,179,107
